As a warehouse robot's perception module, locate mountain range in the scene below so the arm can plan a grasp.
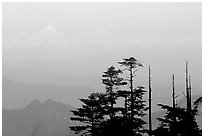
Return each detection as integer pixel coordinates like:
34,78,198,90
3,78,94,109
2,77,201,136
3,95,201,136
3,78,202,111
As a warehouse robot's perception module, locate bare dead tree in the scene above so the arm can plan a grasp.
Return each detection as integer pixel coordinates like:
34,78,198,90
189,75,192,112
186,61,191,113
172,74,176,133
148,65,152,135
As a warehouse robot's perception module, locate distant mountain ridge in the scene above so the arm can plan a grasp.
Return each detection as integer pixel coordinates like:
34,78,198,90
3,78,94,109
2,99,76,136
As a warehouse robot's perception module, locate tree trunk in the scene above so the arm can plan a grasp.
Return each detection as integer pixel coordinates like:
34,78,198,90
148,65,152,135
172,74,176,135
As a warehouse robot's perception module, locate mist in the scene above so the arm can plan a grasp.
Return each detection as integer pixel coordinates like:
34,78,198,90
2,2,202,136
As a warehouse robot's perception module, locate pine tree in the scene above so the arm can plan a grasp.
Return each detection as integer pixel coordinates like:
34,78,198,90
70,57,147,136
106,86,147,136
118,57,143,120
130,86,148,135
100,66,129,136
153,71,202,136
153,97,202,136
102,66,127,119
118,57,147,135
70,92,107,136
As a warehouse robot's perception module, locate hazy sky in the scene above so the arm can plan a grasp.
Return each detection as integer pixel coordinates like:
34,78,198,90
3,2,201,38
2,2,202,109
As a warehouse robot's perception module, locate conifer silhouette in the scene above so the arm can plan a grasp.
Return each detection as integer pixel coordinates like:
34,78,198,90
153,66,202,136
70,92,107,136
102,66,126,119
118,57,147,135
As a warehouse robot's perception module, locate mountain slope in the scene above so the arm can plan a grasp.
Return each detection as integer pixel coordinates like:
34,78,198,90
2,99,76,136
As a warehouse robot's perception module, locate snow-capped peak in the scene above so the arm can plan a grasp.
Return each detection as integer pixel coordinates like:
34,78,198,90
38,25,64,38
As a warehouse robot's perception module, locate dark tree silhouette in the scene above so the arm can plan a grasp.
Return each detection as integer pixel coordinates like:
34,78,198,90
148,65,152,135
97,66,130,136
172,74,176,135
154,62,202,136
129,86,148,135
80,57,147,136
69,57,201,136
153,70,201,136
118,57,143,122
153,66,202,136
70,92,107,136
117,57,147,135
153,97,202,136
103,86,148,136
102,66,127,119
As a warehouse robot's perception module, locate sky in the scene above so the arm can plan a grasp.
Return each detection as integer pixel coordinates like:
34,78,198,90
3,2,201,38
2,2,202,109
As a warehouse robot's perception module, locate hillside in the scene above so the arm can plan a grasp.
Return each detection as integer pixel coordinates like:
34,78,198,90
2,99,76,136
